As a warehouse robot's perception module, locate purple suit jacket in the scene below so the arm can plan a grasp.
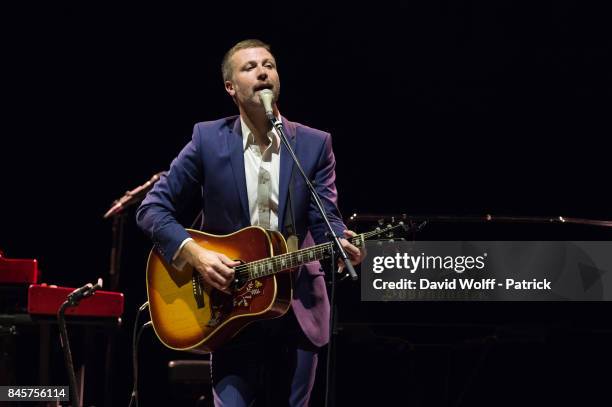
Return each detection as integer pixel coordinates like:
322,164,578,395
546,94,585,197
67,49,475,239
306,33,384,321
136,115,346,347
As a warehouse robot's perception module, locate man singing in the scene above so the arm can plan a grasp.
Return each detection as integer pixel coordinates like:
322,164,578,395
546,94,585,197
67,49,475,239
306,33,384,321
137,39,362,406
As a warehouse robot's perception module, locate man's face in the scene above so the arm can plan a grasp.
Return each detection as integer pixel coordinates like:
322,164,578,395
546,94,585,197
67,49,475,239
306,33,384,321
225,47,280,110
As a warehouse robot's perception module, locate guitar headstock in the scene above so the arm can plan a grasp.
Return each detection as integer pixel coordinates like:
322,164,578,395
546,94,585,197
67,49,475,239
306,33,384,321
347,213,419,242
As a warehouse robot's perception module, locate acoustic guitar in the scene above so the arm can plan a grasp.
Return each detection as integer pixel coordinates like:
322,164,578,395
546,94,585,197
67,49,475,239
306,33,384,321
146,223,404,353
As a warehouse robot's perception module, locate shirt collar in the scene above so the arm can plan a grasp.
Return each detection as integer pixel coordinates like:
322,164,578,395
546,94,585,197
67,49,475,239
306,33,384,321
240,115,281,153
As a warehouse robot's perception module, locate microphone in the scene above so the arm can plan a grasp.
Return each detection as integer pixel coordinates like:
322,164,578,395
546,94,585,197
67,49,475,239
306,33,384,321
103,172,164,218
67,278,103,305
258,89,276,121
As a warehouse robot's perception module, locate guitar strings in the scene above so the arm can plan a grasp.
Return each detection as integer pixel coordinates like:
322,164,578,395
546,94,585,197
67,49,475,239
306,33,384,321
193,224,401,285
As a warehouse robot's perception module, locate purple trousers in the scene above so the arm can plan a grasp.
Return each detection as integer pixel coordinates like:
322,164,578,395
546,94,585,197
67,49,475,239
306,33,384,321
211,310,320,407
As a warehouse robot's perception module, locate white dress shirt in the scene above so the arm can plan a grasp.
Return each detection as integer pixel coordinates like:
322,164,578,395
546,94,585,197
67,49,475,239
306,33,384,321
241,115,281,231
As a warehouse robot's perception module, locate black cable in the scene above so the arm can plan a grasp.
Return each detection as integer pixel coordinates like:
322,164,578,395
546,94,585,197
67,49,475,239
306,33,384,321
128,302,151,407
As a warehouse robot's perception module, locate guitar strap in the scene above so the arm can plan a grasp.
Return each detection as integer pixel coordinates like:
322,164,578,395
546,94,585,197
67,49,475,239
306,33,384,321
283,140,299,253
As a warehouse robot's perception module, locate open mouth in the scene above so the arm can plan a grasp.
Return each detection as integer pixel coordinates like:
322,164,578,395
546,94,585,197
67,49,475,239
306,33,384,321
253,83,273,92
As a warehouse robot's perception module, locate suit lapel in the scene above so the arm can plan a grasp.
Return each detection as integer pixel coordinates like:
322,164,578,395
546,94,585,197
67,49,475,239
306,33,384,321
228,117,251,225
278,116,297,235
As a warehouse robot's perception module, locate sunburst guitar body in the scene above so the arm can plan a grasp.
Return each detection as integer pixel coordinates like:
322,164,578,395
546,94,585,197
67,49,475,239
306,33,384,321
146,227,292,354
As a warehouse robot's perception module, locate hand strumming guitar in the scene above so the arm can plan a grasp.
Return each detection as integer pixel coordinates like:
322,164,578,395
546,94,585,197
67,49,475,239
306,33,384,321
178,240,240,294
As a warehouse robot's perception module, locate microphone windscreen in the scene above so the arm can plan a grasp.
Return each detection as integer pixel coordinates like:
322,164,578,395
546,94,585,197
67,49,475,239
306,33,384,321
258,89,274,115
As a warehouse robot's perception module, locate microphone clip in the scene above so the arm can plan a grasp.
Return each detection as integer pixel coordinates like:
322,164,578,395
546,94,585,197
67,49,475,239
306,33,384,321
66,278,103,307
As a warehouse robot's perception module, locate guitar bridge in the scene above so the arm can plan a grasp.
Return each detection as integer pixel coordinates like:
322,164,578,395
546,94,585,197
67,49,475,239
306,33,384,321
192,271,205,309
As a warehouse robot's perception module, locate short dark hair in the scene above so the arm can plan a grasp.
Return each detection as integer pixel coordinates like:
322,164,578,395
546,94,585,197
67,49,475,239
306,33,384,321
221,39,273,82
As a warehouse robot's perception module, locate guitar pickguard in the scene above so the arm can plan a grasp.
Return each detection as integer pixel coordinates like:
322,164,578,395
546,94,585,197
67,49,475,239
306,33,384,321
233,279,264,308
206,279,265,328
207,291,232,328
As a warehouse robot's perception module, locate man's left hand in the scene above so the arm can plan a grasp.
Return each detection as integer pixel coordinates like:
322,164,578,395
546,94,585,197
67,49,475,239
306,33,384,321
338,230,363,271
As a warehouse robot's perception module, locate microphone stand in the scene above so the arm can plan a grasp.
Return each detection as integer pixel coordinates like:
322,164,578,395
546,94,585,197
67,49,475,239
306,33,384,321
267,115,357,279
103,172,164,290
57,279,103,407
108,212,126,291
102,172,161,405
266,114,356,407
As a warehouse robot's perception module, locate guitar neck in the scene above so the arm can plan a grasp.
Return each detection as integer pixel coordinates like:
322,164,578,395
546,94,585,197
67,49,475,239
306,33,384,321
240,237,358,281
237,226,396,281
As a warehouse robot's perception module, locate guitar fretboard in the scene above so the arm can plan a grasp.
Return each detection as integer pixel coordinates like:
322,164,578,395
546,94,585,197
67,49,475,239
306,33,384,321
234,225,400,281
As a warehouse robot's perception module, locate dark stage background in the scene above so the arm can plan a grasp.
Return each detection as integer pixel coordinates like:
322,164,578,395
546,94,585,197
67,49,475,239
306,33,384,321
2,3,611,406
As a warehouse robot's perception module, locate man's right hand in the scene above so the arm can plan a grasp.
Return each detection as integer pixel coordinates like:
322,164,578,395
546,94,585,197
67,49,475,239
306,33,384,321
179,240,239,294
